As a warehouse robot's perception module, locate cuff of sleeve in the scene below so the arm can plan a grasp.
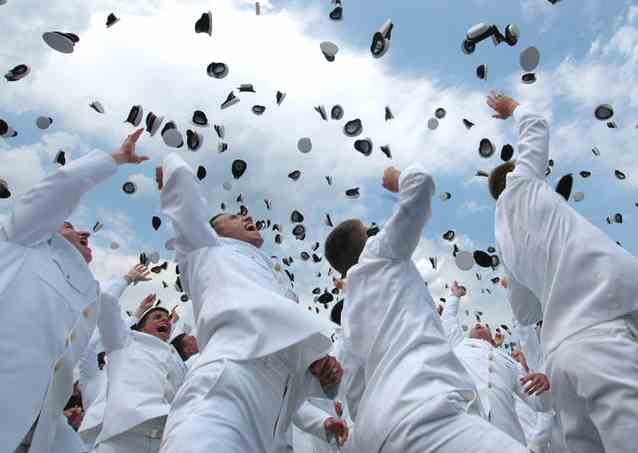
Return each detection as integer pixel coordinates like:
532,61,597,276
398,163,426,191
512,104,530,123
163,152,193,183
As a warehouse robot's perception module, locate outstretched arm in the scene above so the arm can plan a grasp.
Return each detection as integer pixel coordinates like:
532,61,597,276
159,153,221,260
440,282,466,347
0,129,148,246
375,165,436,260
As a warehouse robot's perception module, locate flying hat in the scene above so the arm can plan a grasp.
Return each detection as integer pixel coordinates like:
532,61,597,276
152,216,161,231
615,169,626,180
325,213,334,227
288,170,301,181
473,250,493,268
292,225,306,239
329,2,342,20
344,118,363,137
439,192,451,201
214,124,225,139
36,116,53,130
380,145,392,159
221,91,240,110
125,105,144,127
4,64,30,82
455,251,474,271
92,221,104,233
331,105,344,120
195,11,212,36
291,210,304,223
90,101,105,114
435,107,447,119
252,105,266,115
161,121,183,148
314,105,328,121
479,138,495,158
276,91,286,105
54,150,66,166
232,160,247,179
463,118,475,129
186,130,203,151
354,138,373,156
42,31,79,54
371,19,393,58
427,118,439,130
192,110,209,127
573,191,584,202
476,64,487,80
555,174,573,201
106,13,119,28
443,230,455,241
218,142,229,153
500,144,514,161
385,106,395,121
594,104,613,121
520,46,540,72
345,188,360,199
145,112,164,136
238,84,256,93
297,137,312,153
0,178,11,199
122,181,137,194
521,73,536,84
207,62,228,79
320,41,339,62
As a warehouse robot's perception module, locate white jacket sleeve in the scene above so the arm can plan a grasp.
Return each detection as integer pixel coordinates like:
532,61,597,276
161,153,220,261
293,401,330,442
374,164,436,260
511,105,550,180
505,266,544,327
517,324,544,373
514,364,552,413
0,150,117,246
97,277,132,353
78,331,101,409
440,296,464,347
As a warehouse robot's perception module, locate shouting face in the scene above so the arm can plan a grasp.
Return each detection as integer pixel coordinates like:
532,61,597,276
212,214,263,248
59,221,92,263
140,308,172,342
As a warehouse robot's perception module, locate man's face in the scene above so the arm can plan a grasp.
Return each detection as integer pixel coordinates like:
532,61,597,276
141,309,172,342
59,222,92,263
183,335,199,359
213,214,263,248
470,323,495,346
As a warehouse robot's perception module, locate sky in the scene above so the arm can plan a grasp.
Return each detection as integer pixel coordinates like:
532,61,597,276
2,0,638,337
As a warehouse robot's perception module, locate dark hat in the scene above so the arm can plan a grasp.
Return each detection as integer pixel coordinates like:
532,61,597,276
520,46,540,72
435,108,447,119
161,121,184,148
314,105,328,121
213,124,225,139
463,118,475,129
106,13,119,28
500,144,514,161
439,192,451,201
371,19,393,58
186,130,203,151
354,138,373,156
329,4,343,20
276,91,286,105
380,145,392,159
192,110,209,127
579,171,591,178
555,174,573,201
290,210,304,223
252,105,266,115
325,213,334,227
288,170,301,181
476,64,487,80
345,188,360,199
90,101,105,114
152,216,161,231
196,165,207,180
521,73,536,84
221,91,240,110
238,84,256,93
54,150,66,166
195,11,212,36
145,112,164,136
344,119,363,137
473,250,492,268
0,178,11,199
479,138,495,158
42,31,79,54
36,116,53,130
125,105,144,127
385,106,395,121
320,41,339,62
4,64,30,82
292,225,306,238
297,137,312,153
594,104,614,121
232,160,247,179
443,230,455,241
122,181,137,194
615,169,626,180
207,62,228,79
331,105,344,120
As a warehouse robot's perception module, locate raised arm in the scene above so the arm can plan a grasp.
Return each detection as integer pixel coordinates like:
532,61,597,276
486,91,549,180
440,282,466,347
0,129,148,246
501,270,543,327
375,164,436,260
159,153,221,259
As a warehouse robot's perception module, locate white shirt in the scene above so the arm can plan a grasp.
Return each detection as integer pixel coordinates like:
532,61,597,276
0,150,117,453
495,105,638,357
342,164,478,453
441,296,551,444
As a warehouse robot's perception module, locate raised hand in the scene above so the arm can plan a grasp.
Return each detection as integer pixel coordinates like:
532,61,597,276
486,90,520,120
310,356,343,388
170,306,180,324
451,281,467,298
382,166,401,193
111,128,150,165
125,264,152,285
324,417,349,447
135,293,157,319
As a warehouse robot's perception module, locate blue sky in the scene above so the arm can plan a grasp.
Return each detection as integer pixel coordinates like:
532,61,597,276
2,0,638,331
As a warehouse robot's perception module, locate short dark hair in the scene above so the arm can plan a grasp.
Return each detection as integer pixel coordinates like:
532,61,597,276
488,161,516,200
324,219,367,276
209,213,227,230
330,300,344,326
171,333,189,361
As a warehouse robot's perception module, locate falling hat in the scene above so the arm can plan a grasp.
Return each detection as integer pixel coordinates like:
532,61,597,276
329,4,342,20
145,112,164,136
122,181,137,194
325,213,334,227
504,24,520,46
54,150,66,166
592,147,601,157
473,250,492,268
218,142,229,153
36,116,53,130
615,169,626,180
380,144,392,159
161,121,184,148
195,11,212,36
90,101,105,114
106,13,119,28
573,191,584,202
291,210,304,223
232,159,247,179
427,118,439,130
42,31,79,54
614,213,623,224
475,169,489,178
435,108,447,119
110,241,119,250
320,41,339,62
0,178,11,199
152,216,161,231
579,170,591,178
252,105,266,115
213,124,225,139
331,105,344,120
192,110,209,127
500,144,514,161
197,165,207,180
125,105,144,127
92,221,104,233
439,192,451,201
238,84,256,93
288,170,301,181
221,91,240,110
607,121,617,129
326,176,333,185
463,118,475,129
443,230,455,241
385,106,394,121
476,64,487,80
354,138,373,156
207,62,228,79
479,138,495,158
521,73,537,84
292,225,306,238
520,46,540,72
4,64,30,82
297,137,313,153
345,188,360,199
555,174,573,201
187,130,204,151
594,104,614,121
301,251,311,261
314,105,328,121
455,251,474,271
276,91,286,105
344,118,363,137
371,19,393,58
487,246,496,253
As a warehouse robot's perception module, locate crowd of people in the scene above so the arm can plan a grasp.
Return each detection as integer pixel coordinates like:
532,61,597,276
2,92,637,453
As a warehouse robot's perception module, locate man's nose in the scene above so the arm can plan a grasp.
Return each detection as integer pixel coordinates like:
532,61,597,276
78,230,91,239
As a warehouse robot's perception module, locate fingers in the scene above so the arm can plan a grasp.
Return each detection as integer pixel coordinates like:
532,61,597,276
128,128,144,143
155,167,164,190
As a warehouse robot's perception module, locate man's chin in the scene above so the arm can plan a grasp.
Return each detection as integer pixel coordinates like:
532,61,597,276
82,247,93,263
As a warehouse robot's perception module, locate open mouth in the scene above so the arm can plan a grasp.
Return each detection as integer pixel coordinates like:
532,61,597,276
157,324,170,333
244,223,256,232
79,238,89,247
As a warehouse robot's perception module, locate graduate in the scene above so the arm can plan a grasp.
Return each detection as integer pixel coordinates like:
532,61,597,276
487,91,638,453
0,129,148,453
324,164,528,453
440,282,552,446
155,153,343,453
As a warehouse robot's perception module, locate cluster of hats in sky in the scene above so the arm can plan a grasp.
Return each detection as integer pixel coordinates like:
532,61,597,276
0,0,628,315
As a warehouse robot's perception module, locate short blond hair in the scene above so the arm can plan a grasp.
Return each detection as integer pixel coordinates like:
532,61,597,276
488,161,516,200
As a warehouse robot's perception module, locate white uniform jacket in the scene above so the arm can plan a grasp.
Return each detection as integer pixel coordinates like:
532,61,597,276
441,296,551,443
495,105,638,357
94,283,187,444
342,164,479,453
160,153,334,433
0,151,117,453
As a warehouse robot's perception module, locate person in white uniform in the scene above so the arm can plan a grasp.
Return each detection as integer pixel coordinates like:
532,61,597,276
324,164,528,453
93,291,187,453
0,129,148,453
487,91,638,453
155,154,343,453
440,282,552,445
78,267,155,450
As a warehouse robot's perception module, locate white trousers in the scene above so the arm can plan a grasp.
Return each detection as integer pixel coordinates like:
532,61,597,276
367,394,527,453
547,316,638,453
159,356,288,453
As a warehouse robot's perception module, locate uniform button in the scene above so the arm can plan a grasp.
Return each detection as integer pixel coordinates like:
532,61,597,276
54,359,64,372
82,307,93,319
66,274,71,280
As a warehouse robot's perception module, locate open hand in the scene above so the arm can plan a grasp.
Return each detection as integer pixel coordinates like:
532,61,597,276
451,281,467,298
486,91,519,120
126,264,152,285
310,356,343,388
382,167,401,193
324,417,349,447
111,128,150,165
170,306,180,324
521,372,550,396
